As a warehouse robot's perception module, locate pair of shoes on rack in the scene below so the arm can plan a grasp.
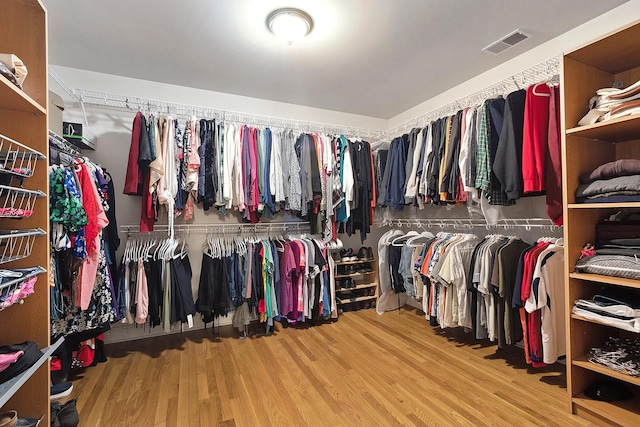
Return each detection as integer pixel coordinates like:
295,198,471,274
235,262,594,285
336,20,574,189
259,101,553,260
339,265,357,275
340,248,359,262
357,247,374,259
345,278,357,289
355,264,373,273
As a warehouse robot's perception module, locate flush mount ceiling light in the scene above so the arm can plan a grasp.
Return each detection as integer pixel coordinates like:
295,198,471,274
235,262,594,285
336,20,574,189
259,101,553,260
267,8,313,45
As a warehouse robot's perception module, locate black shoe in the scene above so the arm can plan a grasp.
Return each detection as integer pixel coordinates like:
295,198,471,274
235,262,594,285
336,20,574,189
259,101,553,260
367,247,374,259
357,247,369,259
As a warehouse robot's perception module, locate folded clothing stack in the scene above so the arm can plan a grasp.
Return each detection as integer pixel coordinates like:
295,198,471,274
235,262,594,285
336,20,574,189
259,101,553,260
572,287,640,333
0,341,43,385
588,336,640,378
575,159,640,204
578,78,640,126
575,236,640,283
0,54,27,90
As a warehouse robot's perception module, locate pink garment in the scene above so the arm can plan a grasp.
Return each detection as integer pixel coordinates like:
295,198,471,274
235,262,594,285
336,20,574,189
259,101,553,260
249,128,260,210
293,240,306,314
1,276,37,308
279,242,296,317
135,260,148,324
0,350,24,372
76,166,109,310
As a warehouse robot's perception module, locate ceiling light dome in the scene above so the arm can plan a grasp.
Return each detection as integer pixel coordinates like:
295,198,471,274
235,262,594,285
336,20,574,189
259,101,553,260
267,8,313,45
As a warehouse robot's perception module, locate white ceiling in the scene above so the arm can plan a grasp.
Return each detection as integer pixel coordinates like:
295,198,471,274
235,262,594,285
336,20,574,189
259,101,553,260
43,0,628,119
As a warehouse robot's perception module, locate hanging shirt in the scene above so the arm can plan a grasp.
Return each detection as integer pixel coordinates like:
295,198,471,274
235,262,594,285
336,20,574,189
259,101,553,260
522,83,551,193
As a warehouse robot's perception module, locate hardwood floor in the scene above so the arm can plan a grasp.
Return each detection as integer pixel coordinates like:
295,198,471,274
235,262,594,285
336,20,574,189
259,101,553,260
66,307,596,426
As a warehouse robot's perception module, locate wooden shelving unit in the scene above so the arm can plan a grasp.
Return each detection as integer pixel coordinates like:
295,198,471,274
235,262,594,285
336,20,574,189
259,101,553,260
0,0,51,424
562,19,640,427
333,256,379,313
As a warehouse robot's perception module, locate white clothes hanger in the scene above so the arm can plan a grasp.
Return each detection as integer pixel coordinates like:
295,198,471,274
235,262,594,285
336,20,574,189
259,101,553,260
391,231,419,247
406,231,434,247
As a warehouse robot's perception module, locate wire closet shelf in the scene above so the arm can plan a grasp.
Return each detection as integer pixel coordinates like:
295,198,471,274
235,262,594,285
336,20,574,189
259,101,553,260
0,134,46,181
0,229,47,265
120,222,313,238
71,89,382,141
377,217,561,232
53,56,559,143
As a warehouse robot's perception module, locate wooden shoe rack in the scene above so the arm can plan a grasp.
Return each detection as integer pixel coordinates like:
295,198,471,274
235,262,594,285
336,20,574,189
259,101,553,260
334,256,379,312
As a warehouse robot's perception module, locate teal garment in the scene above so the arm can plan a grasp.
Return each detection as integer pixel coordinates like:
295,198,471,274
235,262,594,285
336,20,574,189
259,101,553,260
335,135,349,222
49,167,88,233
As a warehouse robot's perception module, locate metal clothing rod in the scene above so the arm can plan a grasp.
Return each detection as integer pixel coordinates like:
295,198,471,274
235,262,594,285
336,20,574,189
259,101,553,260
386,56,561,137
49,130,82,157
71,88,382,141
376,217,561,231
120,221,312,236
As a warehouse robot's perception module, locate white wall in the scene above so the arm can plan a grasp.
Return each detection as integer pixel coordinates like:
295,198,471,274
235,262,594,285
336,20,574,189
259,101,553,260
387,0,640,130
49,1,638,343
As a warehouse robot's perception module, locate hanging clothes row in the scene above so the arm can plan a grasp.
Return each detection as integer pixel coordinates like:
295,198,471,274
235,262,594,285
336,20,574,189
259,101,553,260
118,233,335,336
377,229,565,366
199,234,336,332
124,115,377,242
117,236,195,331
376,81,562,226
49,155,120,338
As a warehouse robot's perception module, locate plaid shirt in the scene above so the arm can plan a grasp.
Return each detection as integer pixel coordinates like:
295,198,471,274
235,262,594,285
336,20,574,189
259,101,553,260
474,100,491,193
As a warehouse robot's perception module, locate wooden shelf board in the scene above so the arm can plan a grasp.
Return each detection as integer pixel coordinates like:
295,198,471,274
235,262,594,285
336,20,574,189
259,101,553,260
570,313,640,332
566,20,640,73
566,113,640,142
0,337,64,408
334,258,376,265
573,357,640,387
336,283,377,292
0,75,46,115
571,313,609,327
335,271,375,278
339,295,377,304
572,394,640,427
568,203,640,209
569,272,640,289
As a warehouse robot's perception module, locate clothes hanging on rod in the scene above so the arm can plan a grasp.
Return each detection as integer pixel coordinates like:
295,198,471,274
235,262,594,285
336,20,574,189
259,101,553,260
50,156,120,338
377,228,565,366
123,113,377,242
117,232,334,335
376,81,563,227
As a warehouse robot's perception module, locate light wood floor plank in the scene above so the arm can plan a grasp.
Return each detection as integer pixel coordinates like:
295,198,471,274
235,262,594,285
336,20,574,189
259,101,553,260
64,308,597,426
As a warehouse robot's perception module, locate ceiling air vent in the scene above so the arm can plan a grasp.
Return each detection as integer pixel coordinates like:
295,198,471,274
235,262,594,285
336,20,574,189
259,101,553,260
482,29,531,55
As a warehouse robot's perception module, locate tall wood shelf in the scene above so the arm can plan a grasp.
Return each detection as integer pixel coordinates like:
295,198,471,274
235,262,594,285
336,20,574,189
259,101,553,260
0,0,51,425
562,19,640,427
